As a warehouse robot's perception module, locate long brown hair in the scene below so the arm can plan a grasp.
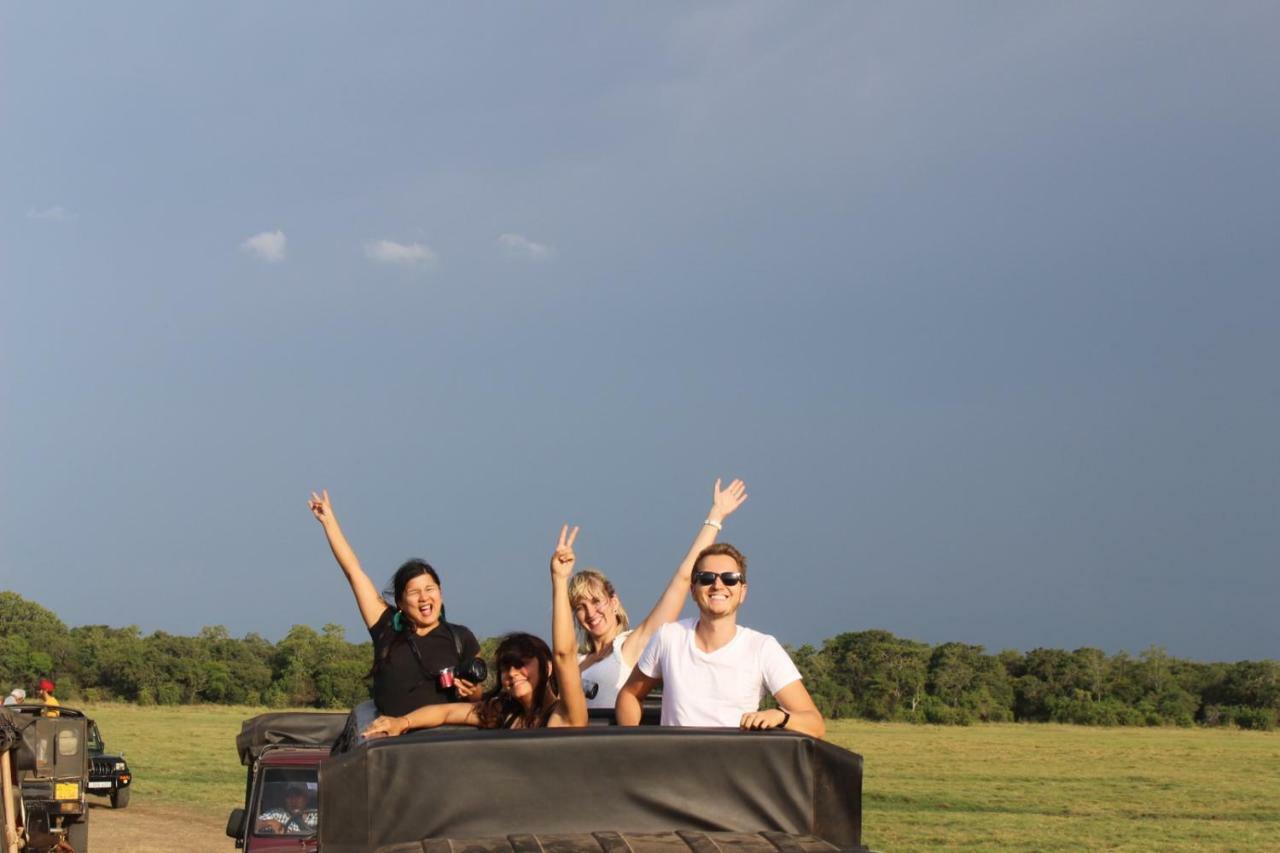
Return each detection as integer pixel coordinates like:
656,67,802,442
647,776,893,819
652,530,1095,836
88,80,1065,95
475,633,557,729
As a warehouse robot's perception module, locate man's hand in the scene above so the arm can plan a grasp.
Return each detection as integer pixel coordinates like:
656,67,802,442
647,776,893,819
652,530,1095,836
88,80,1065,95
740,708,789,730
362,715,409,739
550,524,579,580
709,478,748,524
308,490,335,525
257,819,285,835
455,679,481,700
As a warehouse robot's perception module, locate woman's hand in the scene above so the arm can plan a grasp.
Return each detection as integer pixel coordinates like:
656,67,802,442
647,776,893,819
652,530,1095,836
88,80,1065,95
550,524,579,580
308,490,335,525
455,679,481,700
709,478,748,524
362,715,410,739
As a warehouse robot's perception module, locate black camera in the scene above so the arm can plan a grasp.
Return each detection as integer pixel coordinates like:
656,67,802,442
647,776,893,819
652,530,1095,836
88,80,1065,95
456,657,488,684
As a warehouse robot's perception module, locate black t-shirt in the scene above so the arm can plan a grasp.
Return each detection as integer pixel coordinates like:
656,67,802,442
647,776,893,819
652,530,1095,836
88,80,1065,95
369,607,481,717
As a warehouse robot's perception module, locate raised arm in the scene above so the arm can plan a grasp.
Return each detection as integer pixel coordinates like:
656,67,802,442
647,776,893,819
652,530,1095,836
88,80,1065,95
362,702,480,738
308,490,387,629
620,478,748,665
548,524,588,727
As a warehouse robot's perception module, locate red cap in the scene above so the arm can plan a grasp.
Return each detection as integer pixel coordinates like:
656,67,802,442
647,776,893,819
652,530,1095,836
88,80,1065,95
39,679,55,693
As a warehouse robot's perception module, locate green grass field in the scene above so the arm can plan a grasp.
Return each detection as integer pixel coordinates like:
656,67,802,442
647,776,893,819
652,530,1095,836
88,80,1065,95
82,704,1280,851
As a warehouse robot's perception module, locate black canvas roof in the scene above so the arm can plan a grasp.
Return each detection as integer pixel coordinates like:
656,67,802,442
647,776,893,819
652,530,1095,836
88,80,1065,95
319,727,865,853
235,711,349,765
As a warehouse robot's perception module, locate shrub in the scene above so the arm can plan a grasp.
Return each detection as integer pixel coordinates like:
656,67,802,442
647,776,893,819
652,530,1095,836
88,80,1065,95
1231,706,1276,731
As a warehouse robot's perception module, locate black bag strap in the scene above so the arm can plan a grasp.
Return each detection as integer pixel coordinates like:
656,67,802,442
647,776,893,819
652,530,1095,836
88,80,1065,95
404,621,466,683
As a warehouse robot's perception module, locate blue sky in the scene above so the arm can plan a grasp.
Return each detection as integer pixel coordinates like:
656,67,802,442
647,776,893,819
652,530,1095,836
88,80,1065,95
3,2,1277,661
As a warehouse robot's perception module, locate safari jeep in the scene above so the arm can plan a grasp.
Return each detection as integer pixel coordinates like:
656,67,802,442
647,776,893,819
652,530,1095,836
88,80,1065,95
318,725,870,853
1,704,91,852
226,712,347,851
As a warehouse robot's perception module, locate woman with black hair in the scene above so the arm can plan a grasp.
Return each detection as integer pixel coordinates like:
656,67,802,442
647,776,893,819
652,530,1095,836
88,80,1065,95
308,490,482,718
362,525,588,734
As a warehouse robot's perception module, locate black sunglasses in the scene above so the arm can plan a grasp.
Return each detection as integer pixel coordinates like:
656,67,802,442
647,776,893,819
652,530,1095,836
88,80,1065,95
497,654,533,672
693,571,745,587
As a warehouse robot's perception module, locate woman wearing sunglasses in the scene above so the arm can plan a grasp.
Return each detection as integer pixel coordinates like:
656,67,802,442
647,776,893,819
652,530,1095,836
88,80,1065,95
568,478,748,710
362,525,589,734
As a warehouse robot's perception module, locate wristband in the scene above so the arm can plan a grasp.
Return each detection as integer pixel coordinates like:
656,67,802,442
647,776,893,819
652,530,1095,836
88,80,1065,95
703,519,723,531
779,711,790,729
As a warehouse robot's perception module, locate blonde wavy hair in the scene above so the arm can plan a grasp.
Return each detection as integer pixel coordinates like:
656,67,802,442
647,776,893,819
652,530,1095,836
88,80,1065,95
567,569,630,653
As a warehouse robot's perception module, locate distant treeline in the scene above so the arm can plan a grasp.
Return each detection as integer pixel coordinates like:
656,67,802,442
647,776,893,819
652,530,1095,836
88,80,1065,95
2,592,1276,729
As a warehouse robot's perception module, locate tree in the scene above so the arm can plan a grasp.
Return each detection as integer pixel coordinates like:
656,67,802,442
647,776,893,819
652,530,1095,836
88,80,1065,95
822,630,929,720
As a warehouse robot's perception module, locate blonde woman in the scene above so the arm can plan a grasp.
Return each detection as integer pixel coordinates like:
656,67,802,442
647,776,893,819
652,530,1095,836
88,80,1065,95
570,478,747,710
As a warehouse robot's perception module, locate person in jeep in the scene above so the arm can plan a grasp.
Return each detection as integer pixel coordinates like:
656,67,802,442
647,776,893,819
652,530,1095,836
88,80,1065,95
256,782,318,835
362,525,589,734
308,489,482,735
36,678,60,717
616,543,825,737
570,477,748,710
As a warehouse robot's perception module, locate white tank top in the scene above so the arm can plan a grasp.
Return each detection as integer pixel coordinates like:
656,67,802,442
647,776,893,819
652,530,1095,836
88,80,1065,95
578,630,633,710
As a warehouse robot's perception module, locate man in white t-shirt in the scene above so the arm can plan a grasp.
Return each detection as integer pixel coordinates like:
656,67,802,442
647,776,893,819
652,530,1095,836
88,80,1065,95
615,543,825,737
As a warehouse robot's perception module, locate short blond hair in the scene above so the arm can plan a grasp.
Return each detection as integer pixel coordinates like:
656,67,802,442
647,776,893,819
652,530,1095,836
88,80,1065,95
567,569,630,653
693,542,747,578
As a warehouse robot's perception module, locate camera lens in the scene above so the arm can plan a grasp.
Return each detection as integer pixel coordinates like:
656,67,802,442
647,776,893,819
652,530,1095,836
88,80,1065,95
456,658,488,684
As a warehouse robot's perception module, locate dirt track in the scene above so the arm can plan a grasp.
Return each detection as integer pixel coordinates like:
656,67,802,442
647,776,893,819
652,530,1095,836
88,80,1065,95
83,799,228,853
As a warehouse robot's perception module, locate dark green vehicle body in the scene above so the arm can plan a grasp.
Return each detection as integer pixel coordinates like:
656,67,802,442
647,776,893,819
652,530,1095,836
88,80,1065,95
2,704,92,852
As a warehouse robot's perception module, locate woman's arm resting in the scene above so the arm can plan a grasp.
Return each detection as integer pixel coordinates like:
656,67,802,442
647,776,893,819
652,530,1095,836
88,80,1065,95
615,668,660,726
362,702,480,738
621,478,748,664
309,490,386,629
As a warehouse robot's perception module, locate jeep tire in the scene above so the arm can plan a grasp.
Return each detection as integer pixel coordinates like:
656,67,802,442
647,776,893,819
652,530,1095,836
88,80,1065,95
111,787,130,809
67,815,89,852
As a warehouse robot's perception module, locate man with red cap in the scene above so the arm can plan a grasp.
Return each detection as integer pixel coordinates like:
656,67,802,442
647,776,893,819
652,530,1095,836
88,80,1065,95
36,678,60,717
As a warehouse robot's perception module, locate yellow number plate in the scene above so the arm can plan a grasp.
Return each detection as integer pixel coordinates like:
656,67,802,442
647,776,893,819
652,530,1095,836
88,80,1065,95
55,782,79,800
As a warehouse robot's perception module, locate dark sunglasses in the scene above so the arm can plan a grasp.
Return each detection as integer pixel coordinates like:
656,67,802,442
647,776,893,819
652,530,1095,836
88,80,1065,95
497,654,534,671
693,571,745,587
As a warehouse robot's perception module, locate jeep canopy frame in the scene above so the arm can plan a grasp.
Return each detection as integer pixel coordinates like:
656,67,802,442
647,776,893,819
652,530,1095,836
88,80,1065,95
235,712,349,766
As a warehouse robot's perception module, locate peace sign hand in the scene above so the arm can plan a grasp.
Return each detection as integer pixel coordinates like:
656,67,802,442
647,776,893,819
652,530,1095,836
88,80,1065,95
308,490,335,525
550,524,580,579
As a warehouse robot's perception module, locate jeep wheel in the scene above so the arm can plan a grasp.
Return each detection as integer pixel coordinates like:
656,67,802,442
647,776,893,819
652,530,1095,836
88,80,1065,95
67,815,90,852
111,786,131,809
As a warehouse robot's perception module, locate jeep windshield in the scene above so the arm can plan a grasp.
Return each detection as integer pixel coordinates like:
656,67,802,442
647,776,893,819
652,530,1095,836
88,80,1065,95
87,722,104,754
252,767,319,838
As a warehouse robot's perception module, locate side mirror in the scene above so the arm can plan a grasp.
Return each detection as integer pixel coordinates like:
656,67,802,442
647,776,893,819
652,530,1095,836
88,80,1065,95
226,807,246,840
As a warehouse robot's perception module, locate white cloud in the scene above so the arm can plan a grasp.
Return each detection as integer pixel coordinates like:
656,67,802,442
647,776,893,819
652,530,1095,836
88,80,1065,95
498,233,555,261
26,205,76,222
364,239,438,268
241,230,287,263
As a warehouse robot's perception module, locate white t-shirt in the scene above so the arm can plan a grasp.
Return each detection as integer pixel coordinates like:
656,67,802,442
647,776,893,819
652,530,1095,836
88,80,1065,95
635,618,802,727
578,629,634,710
